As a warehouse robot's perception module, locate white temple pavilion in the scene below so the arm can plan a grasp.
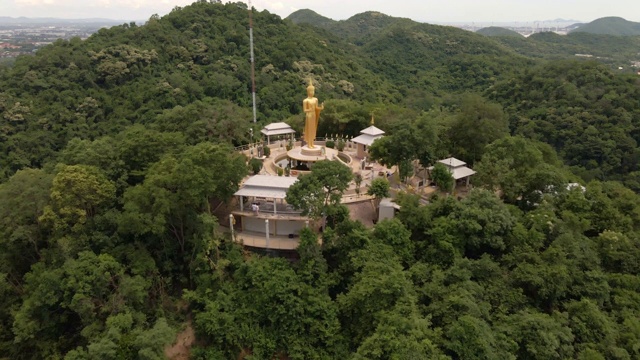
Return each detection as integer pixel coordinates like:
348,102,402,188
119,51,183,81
428,157,476,187
352,124,385,158
261,122,296,145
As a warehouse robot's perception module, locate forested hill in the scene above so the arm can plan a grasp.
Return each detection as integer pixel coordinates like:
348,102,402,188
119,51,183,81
570,16,640,36
285,9,336,28
0,1,528,180
290,9,533,93
476,26,523,37
0,1,396,179
0,1,638,184
287,9,414,39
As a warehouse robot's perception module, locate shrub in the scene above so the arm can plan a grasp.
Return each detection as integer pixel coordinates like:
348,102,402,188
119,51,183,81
249,158,262,174
336,139,346,151
263,146,271,157
325,140,335,149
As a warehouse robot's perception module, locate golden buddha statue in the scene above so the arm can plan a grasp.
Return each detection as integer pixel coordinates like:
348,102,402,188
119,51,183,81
303,79,324,148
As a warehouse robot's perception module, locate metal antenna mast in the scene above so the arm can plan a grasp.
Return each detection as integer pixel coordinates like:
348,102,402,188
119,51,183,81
248,0,257,123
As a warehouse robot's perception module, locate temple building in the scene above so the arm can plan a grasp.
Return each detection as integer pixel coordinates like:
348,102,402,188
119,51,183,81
231,175,309,250
261,122,296,145
352,118,385,158
429,157,476,187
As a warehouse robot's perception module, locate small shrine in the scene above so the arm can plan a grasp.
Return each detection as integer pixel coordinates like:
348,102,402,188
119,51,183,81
428,157,476,187
261,122,296,145
352,116,385,158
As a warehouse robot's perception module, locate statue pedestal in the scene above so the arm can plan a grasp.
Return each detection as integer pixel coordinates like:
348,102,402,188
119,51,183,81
300,145,322,157
287,145,337,163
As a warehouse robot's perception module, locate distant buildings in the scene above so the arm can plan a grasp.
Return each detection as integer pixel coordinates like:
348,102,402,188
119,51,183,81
0,42,20,49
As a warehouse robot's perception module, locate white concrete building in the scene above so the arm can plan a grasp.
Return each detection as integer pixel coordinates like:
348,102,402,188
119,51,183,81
232,175,309,249
352,125,385,158
428,157,476,187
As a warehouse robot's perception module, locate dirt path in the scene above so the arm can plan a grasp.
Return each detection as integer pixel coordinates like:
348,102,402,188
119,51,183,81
165,320,195,360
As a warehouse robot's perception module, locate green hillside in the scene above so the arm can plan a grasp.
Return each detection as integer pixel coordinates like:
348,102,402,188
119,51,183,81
0,4,531,178
570,16,640,36
289,11,531,93
476,26,523,37
0,2,399,177
358,21,531,92
331,11,415,40
285,8,336,28
288,10,415,41
491,31,640,65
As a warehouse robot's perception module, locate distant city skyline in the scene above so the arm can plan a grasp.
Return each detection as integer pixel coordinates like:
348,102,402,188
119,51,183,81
1,0,639,24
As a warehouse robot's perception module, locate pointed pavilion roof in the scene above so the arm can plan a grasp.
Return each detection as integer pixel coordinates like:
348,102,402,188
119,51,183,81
352,121,385,146
359,125,385,137
428,157,476,180
261,122,296,136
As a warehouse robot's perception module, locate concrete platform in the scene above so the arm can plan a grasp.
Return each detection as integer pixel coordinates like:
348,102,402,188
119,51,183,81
287,145,339,162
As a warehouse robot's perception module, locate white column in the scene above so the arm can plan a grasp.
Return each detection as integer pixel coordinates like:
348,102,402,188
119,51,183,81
240,196,244,211
274,198,277,215
229,214,235,242
265,219,270,249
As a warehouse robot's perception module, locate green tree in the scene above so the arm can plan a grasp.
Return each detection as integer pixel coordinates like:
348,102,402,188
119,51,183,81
503,310,575,360
474,136,568,205
120,143,246,277
190,257,343,359
39,165,116,254
0,169,52,277
431,163,454,193
337,242,417,346
12,251,158,358
354,172,363,197
445,315,515,360
116,125,185,185
286,160,352,221
372,219,414,267
367,177,390,210
448,94,509,165
249,157,263,174
353,299,447,360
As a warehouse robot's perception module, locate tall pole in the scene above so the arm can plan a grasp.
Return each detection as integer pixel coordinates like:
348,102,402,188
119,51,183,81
248,0,257,123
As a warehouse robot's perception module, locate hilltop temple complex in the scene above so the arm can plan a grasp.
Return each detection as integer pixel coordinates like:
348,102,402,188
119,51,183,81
223,80,474,254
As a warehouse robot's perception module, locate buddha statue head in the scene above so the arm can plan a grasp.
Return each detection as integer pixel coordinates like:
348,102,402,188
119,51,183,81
306,78,315,97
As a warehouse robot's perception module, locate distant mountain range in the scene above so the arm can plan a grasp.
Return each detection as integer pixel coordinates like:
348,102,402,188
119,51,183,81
570,17,640,36
286,9,420,41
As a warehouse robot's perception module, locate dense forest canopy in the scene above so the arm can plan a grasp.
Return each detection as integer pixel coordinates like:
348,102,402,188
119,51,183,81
476,26,523,37
1,1,640,359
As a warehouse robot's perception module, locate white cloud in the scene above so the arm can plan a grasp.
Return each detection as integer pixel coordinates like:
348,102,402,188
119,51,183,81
268,2,284,11
15,0,59,5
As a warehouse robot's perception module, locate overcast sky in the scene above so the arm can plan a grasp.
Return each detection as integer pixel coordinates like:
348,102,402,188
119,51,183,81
2,0,638,23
